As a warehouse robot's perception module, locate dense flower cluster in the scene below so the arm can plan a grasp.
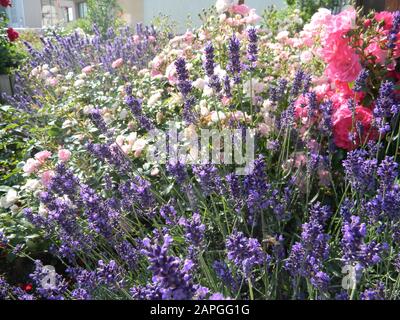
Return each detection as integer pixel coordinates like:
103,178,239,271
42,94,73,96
4,1,400,301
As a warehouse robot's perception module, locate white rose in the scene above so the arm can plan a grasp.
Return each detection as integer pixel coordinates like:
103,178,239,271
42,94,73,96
0,189,18,209
215,0,233,13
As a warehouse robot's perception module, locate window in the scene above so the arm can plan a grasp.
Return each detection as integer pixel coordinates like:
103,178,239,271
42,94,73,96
64,7,74,22
78,2,88,19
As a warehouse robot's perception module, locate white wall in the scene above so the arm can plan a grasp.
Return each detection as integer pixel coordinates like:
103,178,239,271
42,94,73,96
143,0,285,31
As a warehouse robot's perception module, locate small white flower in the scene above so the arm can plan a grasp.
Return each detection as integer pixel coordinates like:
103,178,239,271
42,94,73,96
0,189,18,209
215,0,233,13
23,179,41,191
119,109,128,120
148,92,162,107
193,78,206,90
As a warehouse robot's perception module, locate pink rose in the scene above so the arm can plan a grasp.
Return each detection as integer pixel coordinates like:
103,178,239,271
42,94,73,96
46,77,58,87
34,151,52,164
230,4,250,16
332,105,378,150
133,35,140,44
367,40,388,64
375,11,394,31
23,158,40,174
325,8,356,36
184,31,194,44
41,170,55,188
58,149,71,162
165,62,177,85
244,9,261,24
323,35,361,83
112,58,124,69
300,51,313,63
82,65,94,74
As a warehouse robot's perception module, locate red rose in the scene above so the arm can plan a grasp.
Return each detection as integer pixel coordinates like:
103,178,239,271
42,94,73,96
332,105,378,150
7,27,19,42
22,283,33,292
0,0,11,7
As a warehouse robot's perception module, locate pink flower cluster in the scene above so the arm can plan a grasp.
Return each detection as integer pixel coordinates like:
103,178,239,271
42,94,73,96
295,80,378,150
23,149,71,187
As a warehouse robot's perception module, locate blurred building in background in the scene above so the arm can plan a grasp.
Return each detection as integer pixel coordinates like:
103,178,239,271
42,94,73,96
356,0,400,13
6,0,285,30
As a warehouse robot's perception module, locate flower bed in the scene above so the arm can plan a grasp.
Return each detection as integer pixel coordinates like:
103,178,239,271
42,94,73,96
1,1,400,300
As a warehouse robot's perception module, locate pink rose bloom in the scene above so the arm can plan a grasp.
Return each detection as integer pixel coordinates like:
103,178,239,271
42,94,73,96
46,77,58,87
300,50,313,63
325,56,361,83
244,9,261,24
148,35,156,42
112,58,124,69
166,62,178,85
34,151,52,164
23,158,40,174
184,31,194,44
82,65,93,74
323,36,361,83
375,11,394,30
325,8,356,36
294,95,309,120
367,40,388,64
41,170,55,188
58,149,71,162
309,8,332,29
230,4,250,16
221,96,231,106
133,35,140,44
226,17,241,27
332,105,378,150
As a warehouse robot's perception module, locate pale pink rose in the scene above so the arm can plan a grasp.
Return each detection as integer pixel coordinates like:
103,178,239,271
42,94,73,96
300,51,313,63
221,96,231,106
112,58,124,69
133,35,140,44
184,31,194,44
148,35,156,42
82,65,93,74
58,149,71,162
230,4,250,16
244,9,261,24
226,17,241,27
294,153,307,168
276,31,289,43
46,77,58,86
258,123,270,137
41,170,55,188
34,151,52,164
318,169,331,187
165,62,178,85
193,78,206,90
152,56,164,70
121,145,131,154
23,158,40,174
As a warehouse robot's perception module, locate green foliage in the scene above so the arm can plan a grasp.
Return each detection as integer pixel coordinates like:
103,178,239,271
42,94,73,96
286,0,354,22
0,105,32,186
0,10,25,74
261,5,305,36
86,0,122,37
